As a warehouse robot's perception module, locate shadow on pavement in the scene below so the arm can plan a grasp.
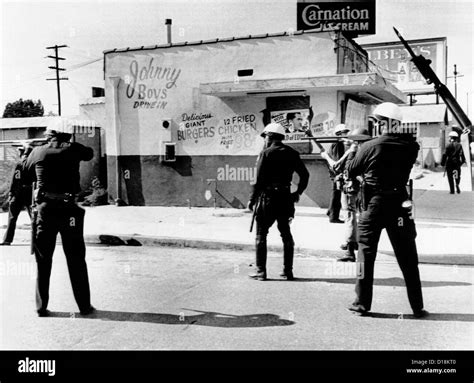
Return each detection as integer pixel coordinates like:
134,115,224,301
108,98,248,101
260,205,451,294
368,312,474,322
48,309,295,328
275,277,471,288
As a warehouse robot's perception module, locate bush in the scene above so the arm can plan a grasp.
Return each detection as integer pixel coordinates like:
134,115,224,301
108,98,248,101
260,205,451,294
81,177,108,206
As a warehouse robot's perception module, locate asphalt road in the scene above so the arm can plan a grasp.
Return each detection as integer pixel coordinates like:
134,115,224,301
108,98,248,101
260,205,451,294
0,243,473,350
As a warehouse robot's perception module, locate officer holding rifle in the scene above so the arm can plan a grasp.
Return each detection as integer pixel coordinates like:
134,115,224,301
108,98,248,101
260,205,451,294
344,102,428,318
25,125,95,317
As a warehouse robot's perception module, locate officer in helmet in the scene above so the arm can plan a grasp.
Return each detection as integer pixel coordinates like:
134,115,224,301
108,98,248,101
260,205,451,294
247,122,309,281
441,130,466,194
25,124,96,317
0,142,34,245
345,102,428,318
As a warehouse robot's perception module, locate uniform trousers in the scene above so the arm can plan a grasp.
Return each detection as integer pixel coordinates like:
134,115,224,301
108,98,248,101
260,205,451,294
446,165,461,193
34,201,91,313
255,191,294,274
2,188,32,243
354,194,424,312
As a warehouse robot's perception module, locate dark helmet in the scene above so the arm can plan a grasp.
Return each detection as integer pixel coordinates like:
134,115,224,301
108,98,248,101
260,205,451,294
348,128,372,142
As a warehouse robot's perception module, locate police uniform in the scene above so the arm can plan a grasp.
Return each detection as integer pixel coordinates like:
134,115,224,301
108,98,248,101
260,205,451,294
346,133,424,316
249,124,309,280
25,132,95,316
441,137,466,194
326,141,345,223
1,149,32,245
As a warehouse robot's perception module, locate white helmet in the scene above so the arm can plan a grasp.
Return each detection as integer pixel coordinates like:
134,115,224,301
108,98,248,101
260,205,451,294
448,131,459,138
261,122,286,137
372,102,403,122
334,123,350,134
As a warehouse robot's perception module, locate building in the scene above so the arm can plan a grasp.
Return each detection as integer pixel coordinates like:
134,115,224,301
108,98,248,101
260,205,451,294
0,116,104,196
103,29,405,208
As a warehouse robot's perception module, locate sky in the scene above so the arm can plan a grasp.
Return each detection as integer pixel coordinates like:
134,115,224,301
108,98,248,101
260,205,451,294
1,0,473,117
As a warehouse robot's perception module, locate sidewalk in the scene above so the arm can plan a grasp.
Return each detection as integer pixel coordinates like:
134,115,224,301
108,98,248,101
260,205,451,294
1,169,472,265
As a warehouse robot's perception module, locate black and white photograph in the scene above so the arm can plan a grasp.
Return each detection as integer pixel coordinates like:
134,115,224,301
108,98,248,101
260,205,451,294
0,0,473,378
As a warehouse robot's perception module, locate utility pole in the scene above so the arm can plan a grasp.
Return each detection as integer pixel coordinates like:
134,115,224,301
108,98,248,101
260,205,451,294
447,64,464,100
46,44,68,116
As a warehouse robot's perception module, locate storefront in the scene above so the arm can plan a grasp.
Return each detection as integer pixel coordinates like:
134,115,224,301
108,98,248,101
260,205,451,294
103,29,405,207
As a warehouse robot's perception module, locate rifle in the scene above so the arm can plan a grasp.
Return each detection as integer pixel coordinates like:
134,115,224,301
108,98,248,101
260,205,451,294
0,138,47,147
394,27,472,135
249,193,264,233
30,182,38,255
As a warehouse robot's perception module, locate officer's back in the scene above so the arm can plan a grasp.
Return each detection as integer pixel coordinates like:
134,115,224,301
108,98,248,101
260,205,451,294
258,141,307,188
348,135,419,190
27,139,93,193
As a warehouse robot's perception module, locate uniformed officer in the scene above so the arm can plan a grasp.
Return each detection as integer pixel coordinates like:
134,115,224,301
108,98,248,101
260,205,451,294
441,131,466,194
248,123,309,281
345,102,428,318
331,128,372,262
326,124,350,223
1,143,33,246
25,126,95,317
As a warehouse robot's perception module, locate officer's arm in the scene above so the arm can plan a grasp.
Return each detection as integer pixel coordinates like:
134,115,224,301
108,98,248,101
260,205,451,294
294,153,309,195
346,144,369,178
71,142,94,161
249,151,267,205
460,145,466,165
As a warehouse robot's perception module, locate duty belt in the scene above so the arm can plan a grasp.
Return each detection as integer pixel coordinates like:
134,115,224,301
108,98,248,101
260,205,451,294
41,191,75,203
367,185,406,196
264,184,290,193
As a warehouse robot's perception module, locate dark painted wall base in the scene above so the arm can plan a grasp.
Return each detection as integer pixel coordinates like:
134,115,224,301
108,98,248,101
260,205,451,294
106,155,332,208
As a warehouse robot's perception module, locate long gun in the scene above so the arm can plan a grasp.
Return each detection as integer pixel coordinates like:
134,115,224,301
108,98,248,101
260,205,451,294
393,27,472,135
0,138,47,147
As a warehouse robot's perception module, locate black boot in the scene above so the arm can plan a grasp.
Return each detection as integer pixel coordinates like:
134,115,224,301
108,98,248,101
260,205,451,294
281,239,295,280
338,242,356,262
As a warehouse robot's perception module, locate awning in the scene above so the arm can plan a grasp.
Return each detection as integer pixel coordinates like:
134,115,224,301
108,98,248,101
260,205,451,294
400,104,448,124
200,72,406,104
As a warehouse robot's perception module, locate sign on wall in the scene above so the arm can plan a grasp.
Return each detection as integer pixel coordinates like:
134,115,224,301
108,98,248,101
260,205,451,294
297,1,376,35
362,38,447,94
176,112,261,155
345,99,367,131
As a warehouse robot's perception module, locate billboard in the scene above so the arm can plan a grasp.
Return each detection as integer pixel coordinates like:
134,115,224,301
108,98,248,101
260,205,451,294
297,1,376,35
361,37,447,94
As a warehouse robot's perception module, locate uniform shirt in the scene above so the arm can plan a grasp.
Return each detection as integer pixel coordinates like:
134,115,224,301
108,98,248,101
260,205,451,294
346,134,419,190
443,142,465,167
9,156,30,196
25,141,93,194
250,141,309,203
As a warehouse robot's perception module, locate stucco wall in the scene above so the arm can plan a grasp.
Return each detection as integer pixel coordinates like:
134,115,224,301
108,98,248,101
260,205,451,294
107,155,332,208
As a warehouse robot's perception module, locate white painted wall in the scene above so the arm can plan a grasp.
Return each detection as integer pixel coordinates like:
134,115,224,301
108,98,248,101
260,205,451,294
105,32,339,156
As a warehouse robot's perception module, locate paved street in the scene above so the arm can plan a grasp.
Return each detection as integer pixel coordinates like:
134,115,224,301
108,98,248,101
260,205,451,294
1,243,472,350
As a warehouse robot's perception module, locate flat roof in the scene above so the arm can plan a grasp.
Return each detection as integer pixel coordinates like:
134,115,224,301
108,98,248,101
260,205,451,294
103,28,340,55
0,116,100,130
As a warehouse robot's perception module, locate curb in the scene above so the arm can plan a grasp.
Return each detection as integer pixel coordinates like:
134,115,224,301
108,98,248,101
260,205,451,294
85,234,473,266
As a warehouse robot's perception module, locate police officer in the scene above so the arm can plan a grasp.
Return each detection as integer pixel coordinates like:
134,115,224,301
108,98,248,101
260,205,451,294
331,128,372,262
1,143,33,246
25,126,95,317
248,123,309,281
345,102,428,318
325,124,350,223
441,131,466,194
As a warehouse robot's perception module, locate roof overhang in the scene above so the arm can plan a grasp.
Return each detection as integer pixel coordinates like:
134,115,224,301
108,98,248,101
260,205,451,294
400,104,448,124
200,72,406,104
